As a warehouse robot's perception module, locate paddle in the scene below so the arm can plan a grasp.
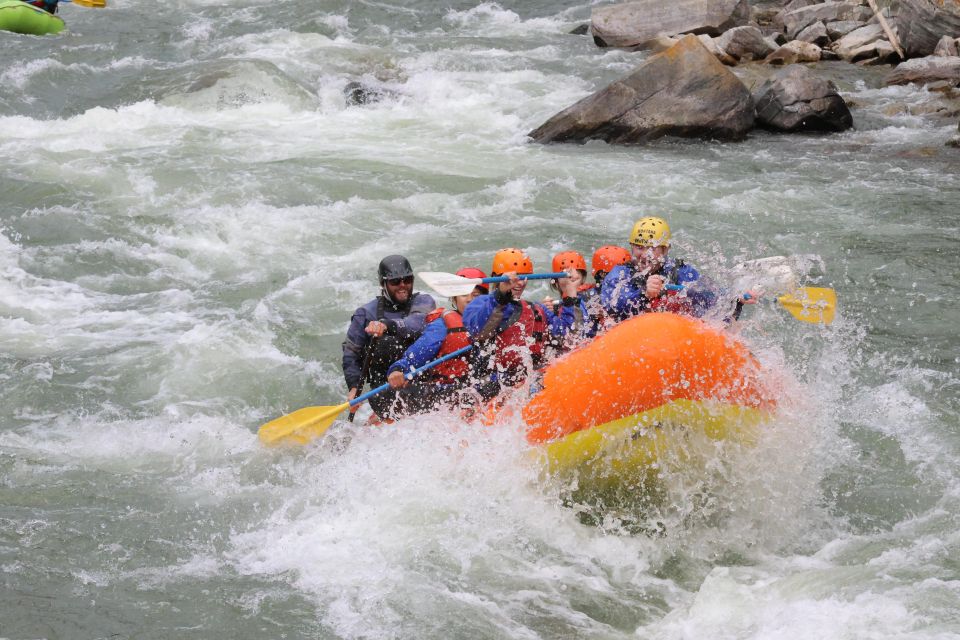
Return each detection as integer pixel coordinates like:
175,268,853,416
764,287,836,325
348,337,376,423
258,344,474,445
667,283,836,324
62,0,107,7
419,271,567,297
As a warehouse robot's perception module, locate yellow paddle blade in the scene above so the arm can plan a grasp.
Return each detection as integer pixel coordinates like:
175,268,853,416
257,402,349,445
777,287,837,325
71,0,106,7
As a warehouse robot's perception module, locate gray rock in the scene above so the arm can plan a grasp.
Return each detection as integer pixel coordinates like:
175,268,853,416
644,35,682,53
796,21,830,47
528,35,755,144
826,20,867,41
934,35,960,57
781,2,873,40
344,81,397,106
698,34,739,65
753,64,853,132
765,40,823,65
591,0,751,48
570,23,590,36
834,24,885,60
715,25,777,62
885,56,960,86
772,0,818,30
897,0,960,58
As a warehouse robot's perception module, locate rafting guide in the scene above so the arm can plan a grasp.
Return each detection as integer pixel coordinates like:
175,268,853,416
341,255,436,421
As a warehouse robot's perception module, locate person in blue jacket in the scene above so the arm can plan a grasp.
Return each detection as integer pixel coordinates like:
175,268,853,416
463,248,580,399
602,217,757,322
381,268,489,418
341,255,436,420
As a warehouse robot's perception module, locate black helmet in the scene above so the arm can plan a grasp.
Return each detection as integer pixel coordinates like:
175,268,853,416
378,255,414,283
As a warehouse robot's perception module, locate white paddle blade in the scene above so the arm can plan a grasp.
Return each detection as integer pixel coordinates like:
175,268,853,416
418,271,482,297
730,254,823,296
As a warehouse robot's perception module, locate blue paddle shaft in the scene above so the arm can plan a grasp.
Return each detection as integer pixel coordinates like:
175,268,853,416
480,272,566,284
350,345,473,407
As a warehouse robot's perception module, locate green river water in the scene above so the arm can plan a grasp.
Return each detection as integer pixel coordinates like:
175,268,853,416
2,1,959,638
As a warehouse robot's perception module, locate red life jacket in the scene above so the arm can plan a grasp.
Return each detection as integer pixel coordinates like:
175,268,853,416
424,308,472,381
648,289,694,315
494,301,546,384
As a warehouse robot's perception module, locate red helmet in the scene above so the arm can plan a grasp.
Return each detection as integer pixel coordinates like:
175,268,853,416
456,267,489,293
551,251,587,274
591,245,631,278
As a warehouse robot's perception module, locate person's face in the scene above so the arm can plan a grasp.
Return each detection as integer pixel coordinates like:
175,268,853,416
453,287,484,314
384,275,414,302
630,244,668,274
509,277,527,299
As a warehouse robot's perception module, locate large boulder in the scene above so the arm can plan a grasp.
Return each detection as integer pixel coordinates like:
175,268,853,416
896,0,960,58
528,35,755,144
885,56,960,86
591,0,750,48
753,64,854,132
780,1,873,40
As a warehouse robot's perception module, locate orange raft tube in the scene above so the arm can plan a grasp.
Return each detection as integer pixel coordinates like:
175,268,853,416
518,313,777,491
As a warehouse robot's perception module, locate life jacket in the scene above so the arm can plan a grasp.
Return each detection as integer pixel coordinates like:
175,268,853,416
647,259,694,316
365,296,418,387
493,300,547,385
424,308,472,382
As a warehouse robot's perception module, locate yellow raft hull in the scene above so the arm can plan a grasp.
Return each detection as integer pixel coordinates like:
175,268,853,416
540,398,769,495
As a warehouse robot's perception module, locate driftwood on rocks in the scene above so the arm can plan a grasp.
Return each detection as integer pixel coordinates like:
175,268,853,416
753,64,853,132
765,40,822,65
528,35,755,144
896,0,960,58
865,0,904,60
590,0,750,48
885,56,960,86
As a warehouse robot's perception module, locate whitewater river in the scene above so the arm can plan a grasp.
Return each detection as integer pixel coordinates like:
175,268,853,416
2,1,959,638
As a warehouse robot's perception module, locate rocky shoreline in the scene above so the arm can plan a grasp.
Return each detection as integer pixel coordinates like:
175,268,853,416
541,0,960,146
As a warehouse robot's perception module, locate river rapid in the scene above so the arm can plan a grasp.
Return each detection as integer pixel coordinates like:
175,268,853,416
2,1,959,638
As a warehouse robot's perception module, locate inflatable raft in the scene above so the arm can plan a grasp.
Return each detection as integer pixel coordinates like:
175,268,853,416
520,312,776,496
0,0,64,35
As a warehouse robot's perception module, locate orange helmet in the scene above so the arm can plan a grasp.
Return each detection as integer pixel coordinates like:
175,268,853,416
591,245,632,278
491,248,533,275
456,267,489,293
551,251,587,274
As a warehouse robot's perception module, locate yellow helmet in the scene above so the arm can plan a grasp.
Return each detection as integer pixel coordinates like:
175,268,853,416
629,217,671,247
